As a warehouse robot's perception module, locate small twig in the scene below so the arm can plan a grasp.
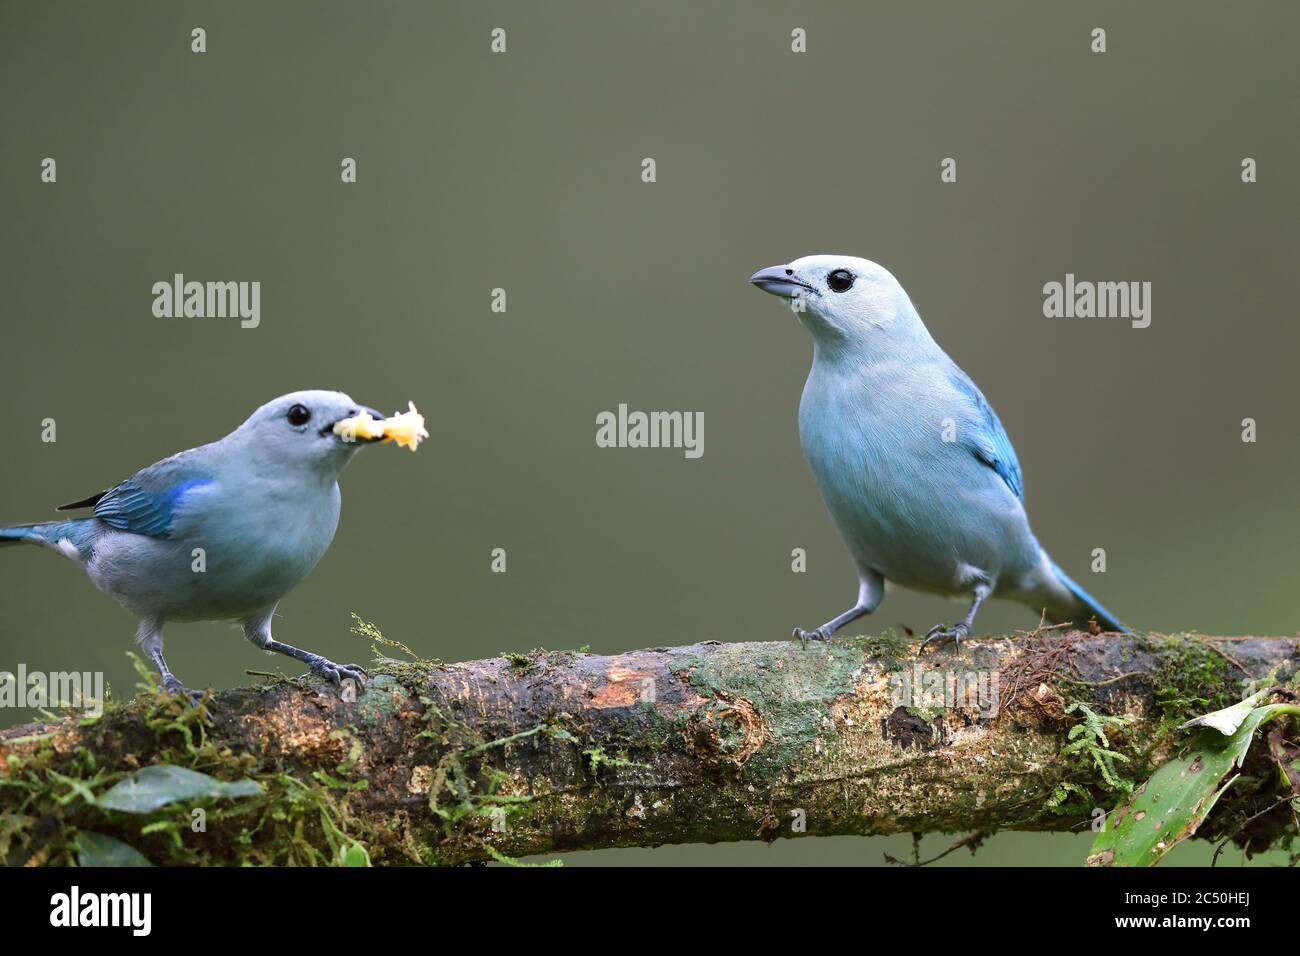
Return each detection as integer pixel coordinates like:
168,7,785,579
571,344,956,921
1011,612,1074,639
1197,637,1250,677
1065,671,1150,688
244,668,304,688
885,830,987,867
1211,796,1298,866
462,722,572,758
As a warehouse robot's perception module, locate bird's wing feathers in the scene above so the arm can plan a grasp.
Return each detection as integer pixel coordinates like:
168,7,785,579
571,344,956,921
93,480,209,538
945,366,1024,502
64,452,214,539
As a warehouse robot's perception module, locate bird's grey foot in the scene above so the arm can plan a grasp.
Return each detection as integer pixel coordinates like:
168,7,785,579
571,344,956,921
792,600,875,645
254,634,369,695
305,654,368,692
793,625,835,644
162,677,206,707
148,646,206,706
919,622,970,652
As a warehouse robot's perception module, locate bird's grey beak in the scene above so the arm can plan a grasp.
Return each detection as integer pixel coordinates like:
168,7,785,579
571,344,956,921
750,265,815,299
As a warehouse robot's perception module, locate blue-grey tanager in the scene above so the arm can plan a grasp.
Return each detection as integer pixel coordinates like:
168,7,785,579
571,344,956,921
751,255,1127,647
1,390,390,699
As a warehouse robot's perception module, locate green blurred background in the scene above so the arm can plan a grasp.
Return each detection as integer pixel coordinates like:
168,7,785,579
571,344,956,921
1,1,1296,865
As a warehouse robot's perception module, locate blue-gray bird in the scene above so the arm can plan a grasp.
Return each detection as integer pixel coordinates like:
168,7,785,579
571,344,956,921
1,390,389,699
751,255,1127,647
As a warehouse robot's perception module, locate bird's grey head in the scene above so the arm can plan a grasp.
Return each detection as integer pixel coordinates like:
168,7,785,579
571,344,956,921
750,255,931,356
233,390,386,476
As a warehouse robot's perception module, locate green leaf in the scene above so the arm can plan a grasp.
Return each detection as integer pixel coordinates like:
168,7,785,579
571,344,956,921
1089,703,1293,867
1177,688,1269,735
96,765,263,814
75,831,152,867
340,844,371,867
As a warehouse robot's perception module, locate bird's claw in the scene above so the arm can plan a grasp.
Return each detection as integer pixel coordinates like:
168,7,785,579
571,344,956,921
307,656,368,694
792,625,834,645
163,678,207,708
919,622,970,652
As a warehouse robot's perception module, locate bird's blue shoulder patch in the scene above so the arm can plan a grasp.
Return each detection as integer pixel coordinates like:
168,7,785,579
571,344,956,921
93,475,213,539
946,367,1024,502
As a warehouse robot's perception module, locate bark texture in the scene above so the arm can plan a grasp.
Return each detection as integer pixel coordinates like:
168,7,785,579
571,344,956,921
2,630,1297,865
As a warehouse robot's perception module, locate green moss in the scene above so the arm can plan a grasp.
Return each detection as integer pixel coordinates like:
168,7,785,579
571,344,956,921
0,656,375,867
2,639,568,867
582,746,649,777
859,628,911,671
1024,634,1264,829
501,651,534,670
350,614,443,684
499,647,585,673
670,639,867,778
1147,635,1242,730
905,703,947,722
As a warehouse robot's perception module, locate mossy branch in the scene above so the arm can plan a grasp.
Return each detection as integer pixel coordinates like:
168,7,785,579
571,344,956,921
2,629,1297,866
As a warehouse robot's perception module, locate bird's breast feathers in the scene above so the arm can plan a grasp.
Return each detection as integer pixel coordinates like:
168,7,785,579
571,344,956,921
797,358,1036,590
170,475,340,556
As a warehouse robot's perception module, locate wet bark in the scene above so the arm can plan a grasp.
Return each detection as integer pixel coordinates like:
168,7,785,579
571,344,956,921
2,630,1296,865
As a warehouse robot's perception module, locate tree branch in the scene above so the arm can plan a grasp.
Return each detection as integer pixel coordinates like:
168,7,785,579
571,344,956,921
2,630,1297,865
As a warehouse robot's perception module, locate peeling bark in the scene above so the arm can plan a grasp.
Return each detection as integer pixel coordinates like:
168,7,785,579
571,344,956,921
2,630,1297,865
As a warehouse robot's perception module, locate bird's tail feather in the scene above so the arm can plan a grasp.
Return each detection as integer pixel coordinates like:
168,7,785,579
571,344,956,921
1048,560,1129,634
0,523,46,547
0,520,92,550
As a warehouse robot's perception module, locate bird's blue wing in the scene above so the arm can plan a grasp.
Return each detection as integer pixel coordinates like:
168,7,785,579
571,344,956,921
93,480,211,538
66,453,214,539
946,367,1024,502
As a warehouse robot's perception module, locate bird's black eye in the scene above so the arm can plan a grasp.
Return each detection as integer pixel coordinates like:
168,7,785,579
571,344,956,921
287,404,311,427
827,269,855,293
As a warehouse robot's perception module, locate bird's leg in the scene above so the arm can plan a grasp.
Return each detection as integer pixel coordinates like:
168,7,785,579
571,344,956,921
794,605,869,643
793,570,884,643
242,609,367,693
920,584,991,652
136,619,205,705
